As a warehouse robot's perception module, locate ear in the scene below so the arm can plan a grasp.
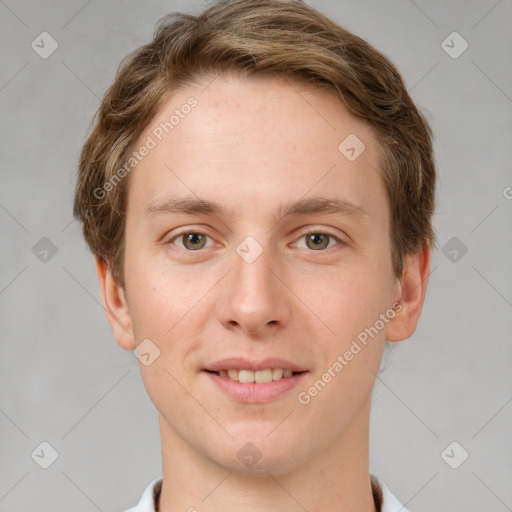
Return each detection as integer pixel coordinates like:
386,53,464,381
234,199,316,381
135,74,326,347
385,244,432,342
94,255,136,351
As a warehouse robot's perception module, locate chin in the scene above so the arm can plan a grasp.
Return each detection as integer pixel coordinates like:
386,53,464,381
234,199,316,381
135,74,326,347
205,431,310,476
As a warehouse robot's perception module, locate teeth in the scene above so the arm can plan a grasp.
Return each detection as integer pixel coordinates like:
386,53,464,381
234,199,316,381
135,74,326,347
238,369,254,383
272,368,284,380
255,369,273,383
218,368,297,383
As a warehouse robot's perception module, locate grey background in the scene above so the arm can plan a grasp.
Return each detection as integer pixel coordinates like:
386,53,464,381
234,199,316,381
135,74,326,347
1,0,511,510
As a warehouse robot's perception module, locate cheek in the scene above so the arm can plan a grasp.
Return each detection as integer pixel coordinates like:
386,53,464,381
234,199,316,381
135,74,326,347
125,258,213,354
306,270,388,407
307,264,391,338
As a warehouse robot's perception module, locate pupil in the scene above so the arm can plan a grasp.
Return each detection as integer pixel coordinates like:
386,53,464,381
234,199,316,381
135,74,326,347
308,233,328,250
185,233,205,250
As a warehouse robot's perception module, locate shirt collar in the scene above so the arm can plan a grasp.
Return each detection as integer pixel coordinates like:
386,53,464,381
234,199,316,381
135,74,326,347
126,474,410,512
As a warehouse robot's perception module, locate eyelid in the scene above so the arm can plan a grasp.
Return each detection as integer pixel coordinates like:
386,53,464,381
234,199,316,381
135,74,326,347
163,224,214,240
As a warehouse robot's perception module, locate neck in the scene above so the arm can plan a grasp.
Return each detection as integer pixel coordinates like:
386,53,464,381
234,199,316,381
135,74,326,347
157,402,376,512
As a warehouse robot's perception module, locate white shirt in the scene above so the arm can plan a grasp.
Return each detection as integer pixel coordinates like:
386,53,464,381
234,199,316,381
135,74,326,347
123,475,410,512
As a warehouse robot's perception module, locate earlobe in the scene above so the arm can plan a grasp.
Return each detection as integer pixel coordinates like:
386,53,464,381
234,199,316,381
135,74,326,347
94,256,136,351
385,245,432,343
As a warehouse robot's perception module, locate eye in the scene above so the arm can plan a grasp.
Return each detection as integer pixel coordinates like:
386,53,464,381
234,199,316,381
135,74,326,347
294,231,343,251
165,229,344,252
168,231,214,251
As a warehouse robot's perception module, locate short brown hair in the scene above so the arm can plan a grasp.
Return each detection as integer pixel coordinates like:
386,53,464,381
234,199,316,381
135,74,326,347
73,0,436,287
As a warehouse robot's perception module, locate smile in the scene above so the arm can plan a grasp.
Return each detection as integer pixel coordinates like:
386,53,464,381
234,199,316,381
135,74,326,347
203,370,307,403
214,368,297,383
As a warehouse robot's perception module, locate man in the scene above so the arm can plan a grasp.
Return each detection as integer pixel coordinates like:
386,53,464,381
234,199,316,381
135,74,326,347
73,1,436,510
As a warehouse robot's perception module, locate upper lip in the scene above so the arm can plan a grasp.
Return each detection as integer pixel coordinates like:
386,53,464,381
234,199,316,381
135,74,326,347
204,357,308,373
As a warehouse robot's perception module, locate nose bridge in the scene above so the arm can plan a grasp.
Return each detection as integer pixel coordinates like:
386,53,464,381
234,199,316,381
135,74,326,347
217,234,289,334
232,235,276,303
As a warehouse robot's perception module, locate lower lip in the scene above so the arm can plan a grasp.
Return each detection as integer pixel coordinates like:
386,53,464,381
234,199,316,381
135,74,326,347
203,371,308,403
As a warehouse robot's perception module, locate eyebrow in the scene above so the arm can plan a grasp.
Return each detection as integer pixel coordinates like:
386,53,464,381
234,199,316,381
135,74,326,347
144,195,369,221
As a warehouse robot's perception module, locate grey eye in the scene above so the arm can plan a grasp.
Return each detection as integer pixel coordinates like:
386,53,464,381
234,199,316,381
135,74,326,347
181,233,208,250
305,233,331,250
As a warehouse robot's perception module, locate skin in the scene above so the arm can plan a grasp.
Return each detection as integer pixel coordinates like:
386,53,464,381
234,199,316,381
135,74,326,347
95,73,431,512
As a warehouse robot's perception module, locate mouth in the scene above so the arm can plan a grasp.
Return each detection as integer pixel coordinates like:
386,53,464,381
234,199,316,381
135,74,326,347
204,368,303,383
202,358,309,403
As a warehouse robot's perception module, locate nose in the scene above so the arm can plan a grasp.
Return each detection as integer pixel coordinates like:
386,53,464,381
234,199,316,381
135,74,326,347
215,241,291,337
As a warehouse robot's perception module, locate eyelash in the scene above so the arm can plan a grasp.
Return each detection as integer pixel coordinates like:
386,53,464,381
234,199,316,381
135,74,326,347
165,228,345,253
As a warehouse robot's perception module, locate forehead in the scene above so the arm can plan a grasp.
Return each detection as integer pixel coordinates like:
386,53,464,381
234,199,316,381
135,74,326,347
126,73,387,226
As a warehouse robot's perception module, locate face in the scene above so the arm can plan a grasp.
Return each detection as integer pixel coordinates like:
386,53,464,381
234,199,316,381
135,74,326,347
104,73,417,475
